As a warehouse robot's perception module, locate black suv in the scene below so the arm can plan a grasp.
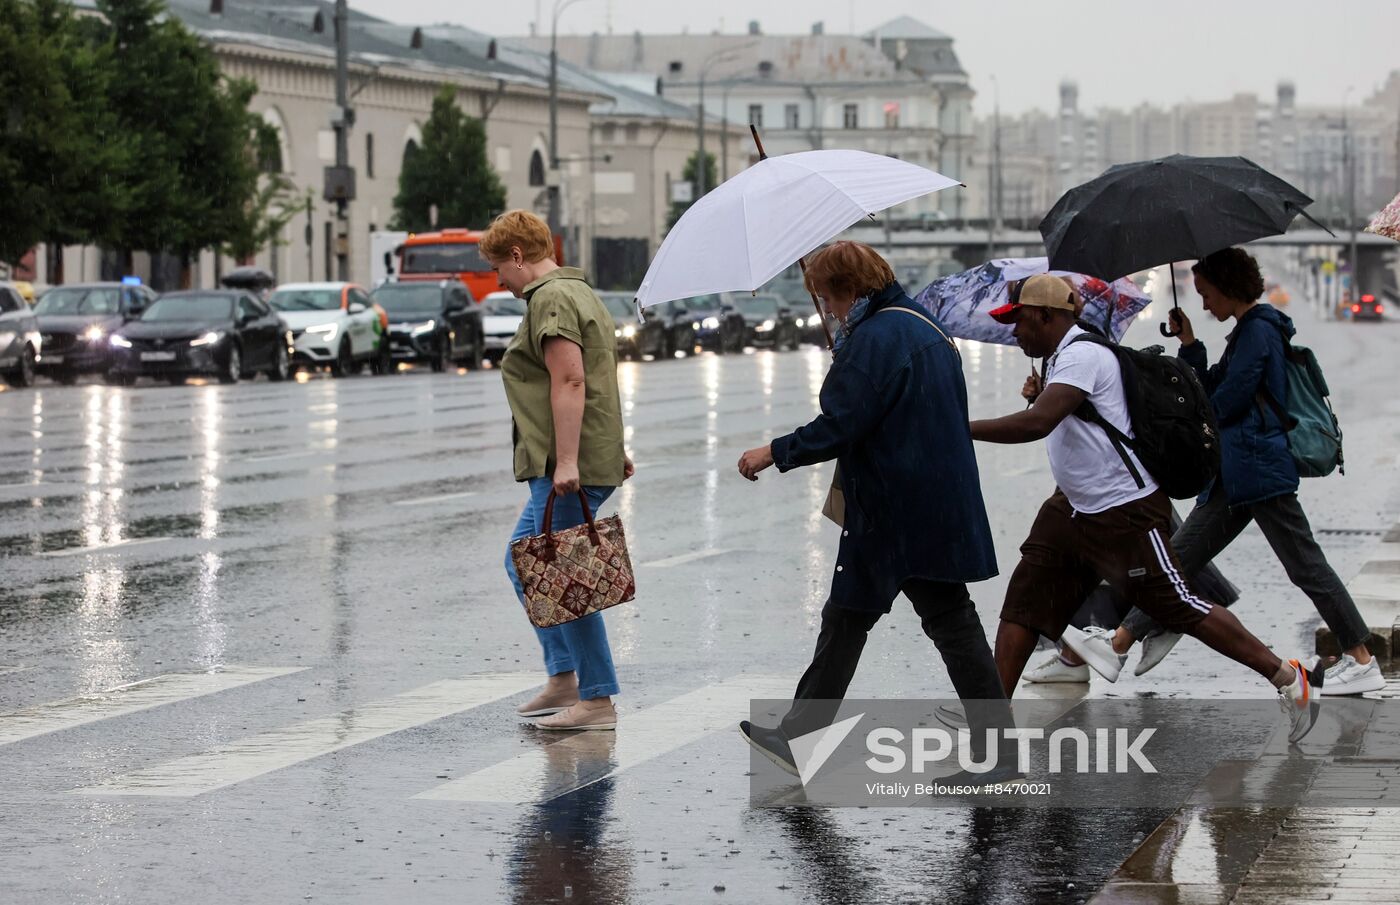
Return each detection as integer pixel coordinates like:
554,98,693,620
372,281,485,371
686,294,747,354
733,292,803,350
33,281,156,383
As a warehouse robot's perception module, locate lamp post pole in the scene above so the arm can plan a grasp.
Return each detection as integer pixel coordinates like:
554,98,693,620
547,0,587,255
697,70,707,199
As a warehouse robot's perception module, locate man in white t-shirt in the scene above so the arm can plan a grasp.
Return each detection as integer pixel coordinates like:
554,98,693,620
969,275,1323,744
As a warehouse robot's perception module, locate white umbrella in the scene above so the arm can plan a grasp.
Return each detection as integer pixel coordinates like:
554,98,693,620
634,148,961,312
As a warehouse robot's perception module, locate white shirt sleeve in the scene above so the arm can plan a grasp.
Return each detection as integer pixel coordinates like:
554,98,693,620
1046,343,1103,396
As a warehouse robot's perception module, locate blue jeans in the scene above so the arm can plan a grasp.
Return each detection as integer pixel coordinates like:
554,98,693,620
505,478,620,699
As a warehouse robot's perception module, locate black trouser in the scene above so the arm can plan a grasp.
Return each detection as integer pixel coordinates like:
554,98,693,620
780,579,1012,754
1121,484,1371,651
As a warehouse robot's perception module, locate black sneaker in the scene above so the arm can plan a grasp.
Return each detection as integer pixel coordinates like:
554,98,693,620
739,720,798,776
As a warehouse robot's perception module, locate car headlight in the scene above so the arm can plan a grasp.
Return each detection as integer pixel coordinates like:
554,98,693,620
620,325,636,339
807,315,823,328
189,331,224,347
702,317,720,330
691,321,701,330
84,325,105,343
304,322,339,341
757,319,776,332
109,334,133,348
410,319,436,336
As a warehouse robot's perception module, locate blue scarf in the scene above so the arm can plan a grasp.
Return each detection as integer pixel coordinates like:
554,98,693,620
832,296,873,355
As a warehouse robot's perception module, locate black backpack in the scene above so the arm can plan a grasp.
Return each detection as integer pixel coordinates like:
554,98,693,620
1066,334,1221,500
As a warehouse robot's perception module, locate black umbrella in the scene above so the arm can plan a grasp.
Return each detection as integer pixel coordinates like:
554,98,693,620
1040,155,1331,336
220,265,276,291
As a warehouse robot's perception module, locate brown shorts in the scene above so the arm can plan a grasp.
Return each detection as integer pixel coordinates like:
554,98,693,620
1000,489,1213,640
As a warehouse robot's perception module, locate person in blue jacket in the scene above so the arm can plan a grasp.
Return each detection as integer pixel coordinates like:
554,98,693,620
732,241,1014,779
1068,247,1381,695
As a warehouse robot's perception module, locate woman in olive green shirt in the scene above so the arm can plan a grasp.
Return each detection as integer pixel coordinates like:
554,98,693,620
481,210,633,732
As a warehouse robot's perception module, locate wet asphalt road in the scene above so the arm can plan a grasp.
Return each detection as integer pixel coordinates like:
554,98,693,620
2,271,1398,904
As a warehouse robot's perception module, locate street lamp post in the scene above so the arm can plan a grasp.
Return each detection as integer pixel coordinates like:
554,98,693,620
547,0,588,253
1343,88,1358,304
688,45,755,201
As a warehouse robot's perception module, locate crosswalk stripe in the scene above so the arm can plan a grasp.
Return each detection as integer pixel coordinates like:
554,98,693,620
0,666,306,747
414,674,793,804
642,547,732,568
38,537,171,558
392,491,478,507
76,673,542,797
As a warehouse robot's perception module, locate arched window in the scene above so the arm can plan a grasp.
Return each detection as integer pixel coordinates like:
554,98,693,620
404,138,419,168
259,107,290,174
528,149,546,187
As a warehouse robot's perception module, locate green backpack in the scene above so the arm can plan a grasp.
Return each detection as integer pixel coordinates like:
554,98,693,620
1257,330,1344,478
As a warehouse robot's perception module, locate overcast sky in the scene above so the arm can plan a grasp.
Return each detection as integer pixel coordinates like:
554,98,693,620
352,0,1399,116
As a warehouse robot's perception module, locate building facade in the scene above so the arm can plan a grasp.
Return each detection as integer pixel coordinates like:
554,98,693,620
512,15,977,221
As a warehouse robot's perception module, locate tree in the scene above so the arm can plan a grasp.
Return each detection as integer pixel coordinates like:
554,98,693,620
666,151,717,231
391,86,507,232
0,0,131,264
96,0,267,281
221,119,299,264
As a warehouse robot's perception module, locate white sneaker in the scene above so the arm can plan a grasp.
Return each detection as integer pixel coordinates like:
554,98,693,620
1134,631,1184,676
1318,654,1385,696
1279,658,1324,743
1060,626,1123,683
1024,653,1090,684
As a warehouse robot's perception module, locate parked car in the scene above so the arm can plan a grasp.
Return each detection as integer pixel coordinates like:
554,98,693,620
734,292,803,350
1351,293,1384,321
596,292,655,360
685,294,745,354
108,290,291,385
371,280,484,371
267,282,383,377
0,283,40,387
32,281,156,383
481,291,526,363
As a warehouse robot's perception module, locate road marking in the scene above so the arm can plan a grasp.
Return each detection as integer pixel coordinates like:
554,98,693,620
414,674,792,804
77,673,542,797
392,491,479,507
642,547,732,568
246,450,319,464
0,666,306,747
0,481,59,489
38,537,172,558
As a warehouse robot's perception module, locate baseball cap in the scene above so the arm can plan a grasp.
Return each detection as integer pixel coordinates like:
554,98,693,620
988,274,1078,324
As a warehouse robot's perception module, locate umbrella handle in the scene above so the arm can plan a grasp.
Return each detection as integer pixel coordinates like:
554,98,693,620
797,256,834,352
1159,262,1183,337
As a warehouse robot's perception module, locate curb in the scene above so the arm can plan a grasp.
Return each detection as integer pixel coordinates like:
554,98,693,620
1315,519,1400,663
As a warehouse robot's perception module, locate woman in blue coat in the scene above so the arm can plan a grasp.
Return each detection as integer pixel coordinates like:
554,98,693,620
1086,248,1380,694
732,241,1011,777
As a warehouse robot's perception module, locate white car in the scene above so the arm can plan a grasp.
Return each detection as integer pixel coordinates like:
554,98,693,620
481,290,526,362
267,282,384,376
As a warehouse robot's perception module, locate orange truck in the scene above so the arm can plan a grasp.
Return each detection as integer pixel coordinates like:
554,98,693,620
383,228,565,301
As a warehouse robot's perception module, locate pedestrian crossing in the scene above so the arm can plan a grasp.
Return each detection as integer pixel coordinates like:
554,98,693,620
415,674,793,804
0,665,306,746
79,673,543,797
0,665,790,802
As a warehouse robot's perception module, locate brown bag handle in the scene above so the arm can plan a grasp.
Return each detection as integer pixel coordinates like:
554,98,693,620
541,489,602,548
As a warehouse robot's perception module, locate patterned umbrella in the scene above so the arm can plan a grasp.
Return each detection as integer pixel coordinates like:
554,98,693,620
911,257,1151,346
1365,191,1400,242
